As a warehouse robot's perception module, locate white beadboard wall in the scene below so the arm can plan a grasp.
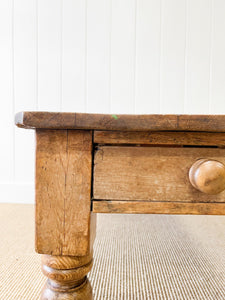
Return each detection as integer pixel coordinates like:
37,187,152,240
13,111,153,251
1,0,225,203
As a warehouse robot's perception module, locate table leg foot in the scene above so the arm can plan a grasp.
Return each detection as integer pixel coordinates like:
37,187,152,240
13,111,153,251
40,254,93,300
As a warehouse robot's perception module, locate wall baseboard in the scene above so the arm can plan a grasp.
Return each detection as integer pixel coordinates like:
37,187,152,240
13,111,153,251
0,183,34,204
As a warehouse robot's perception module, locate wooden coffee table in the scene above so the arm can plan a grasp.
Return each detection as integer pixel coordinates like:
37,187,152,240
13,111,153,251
15,112,225,299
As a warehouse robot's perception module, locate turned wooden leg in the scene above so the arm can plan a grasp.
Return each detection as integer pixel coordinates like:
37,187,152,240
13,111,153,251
35,130,96,300
40,254,93,300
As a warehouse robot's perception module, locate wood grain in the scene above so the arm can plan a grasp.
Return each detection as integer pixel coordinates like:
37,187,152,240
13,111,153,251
42,252,93,269
36,129,96,256
189,159,225,194
94,130,225,146
92,200,225,215
41,254,93,299
15,111,225,132
94,146,225,203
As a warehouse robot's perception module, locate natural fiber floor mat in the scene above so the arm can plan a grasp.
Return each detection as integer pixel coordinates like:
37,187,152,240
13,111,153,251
0,204,224,299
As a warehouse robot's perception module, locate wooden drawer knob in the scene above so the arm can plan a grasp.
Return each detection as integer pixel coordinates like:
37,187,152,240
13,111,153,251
189,159,225,194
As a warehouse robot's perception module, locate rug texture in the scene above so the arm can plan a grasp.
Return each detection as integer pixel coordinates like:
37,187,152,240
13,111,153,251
0,203,224,299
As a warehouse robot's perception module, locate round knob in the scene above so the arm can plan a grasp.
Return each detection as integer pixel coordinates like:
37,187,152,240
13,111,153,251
189,159,225,194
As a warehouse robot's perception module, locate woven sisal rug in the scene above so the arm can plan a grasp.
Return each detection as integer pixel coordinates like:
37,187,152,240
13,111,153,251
0,204,224,299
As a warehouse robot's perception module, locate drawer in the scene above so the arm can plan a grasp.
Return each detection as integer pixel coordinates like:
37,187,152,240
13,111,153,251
93,146,225,203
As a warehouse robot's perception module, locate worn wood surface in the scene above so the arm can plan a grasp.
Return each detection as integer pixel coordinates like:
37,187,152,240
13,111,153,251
92,201,225,215
15,111,225,132
94,146,225,203
189,159,225,195
41,254,93,299
36,129,96,256
94,130,225,146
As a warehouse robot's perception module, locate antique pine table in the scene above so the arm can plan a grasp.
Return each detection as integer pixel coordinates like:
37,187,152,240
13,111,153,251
15,112,225,299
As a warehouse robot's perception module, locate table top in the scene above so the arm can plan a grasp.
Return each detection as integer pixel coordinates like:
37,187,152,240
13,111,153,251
15,111,225,132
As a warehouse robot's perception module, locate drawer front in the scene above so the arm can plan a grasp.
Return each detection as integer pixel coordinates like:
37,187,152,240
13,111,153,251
93,146,225,203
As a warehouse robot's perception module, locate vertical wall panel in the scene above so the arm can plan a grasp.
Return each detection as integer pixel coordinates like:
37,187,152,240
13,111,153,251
14,0,36,183
135,0,161,114
160,0,186,114
110,0,136,114
38,0,62,111
0,0,14,182
210,0,225,114
61,0,86,112
86,0,111,113
185,0,212,114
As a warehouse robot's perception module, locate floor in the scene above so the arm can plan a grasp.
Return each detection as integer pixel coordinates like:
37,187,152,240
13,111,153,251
0,203,224,299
